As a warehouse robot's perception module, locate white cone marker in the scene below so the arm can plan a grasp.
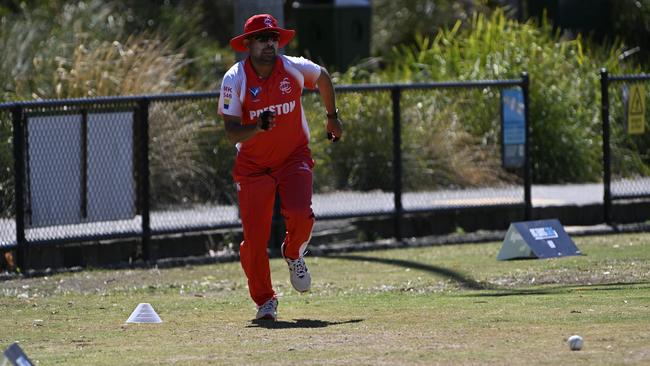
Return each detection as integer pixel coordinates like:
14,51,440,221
126,303,162,323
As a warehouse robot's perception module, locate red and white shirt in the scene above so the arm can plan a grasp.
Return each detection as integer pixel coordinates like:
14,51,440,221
218,55,321,169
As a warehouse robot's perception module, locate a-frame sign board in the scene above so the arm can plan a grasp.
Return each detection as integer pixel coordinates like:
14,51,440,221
498,219,582,260
2,343,34,366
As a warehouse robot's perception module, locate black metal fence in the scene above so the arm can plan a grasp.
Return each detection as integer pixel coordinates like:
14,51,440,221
0,74,531,268
319,76,532,237
600,69,650,224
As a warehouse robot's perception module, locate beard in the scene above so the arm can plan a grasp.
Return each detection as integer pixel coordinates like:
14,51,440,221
253,47,277,65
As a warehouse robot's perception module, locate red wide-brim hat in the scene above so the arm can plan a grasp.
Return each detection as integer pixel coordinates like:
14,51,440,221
230,14,295,52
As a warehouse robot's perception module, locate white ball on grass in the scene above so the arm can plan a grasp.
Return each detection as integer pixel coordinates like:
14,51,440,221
568,335,583,351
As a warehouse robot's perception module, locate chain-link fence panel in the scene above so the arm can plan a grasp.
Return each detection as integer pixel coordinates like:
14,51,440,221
148,96,239,234
0,80,529,250
400,87,524,211
19,101,142,244
303,82,526,219
303,89,396,218
0,108,15,248
608,81,650,199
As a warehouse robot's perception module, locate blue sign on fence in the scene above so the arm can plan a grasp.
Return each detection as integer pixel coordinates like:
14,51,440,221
497,219,582,260
501,89,526,169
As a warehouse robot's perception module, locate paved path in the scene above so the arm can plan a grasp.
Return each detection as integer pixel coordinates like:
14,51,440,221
1,180,648,247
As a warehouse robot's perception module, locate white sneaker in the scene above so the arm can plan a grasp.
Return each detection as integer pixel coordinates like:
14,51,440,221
281,243,311,293
255,298,278,321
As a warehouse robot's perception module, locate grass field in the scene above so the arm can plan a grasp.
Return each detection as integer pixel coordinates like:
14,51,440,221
1,232,649,365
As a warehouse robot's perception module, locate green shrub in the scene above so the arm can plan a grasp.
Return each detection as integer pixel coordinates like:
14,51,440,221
371,0,496,56
306,91,395,192
360,9,636,184
306,82,518,193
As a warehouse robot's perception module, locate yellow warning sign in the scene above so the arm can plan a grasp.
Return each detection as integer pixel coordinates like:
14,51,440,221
628,84,645,135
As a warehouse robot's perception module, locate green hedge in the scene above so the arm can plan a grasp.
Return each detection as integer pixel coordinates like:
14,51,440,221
329,10,643,185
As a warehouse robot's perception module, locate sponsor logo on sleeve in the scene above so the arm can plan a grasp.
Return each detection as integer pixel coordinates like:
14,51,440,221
222,86,233,109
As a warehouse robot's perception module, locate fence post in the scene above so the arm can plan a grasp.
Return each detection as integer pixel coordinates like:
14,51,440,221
521,72,532,220
600,68,612,225
391,87,403,242
137,98,152,261
11,105,27,270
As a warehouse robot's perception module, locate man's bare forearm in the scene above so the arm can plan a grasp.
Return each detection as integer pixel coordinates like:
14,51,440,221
316,67,337,115
316,66,343,141
224,117,259,144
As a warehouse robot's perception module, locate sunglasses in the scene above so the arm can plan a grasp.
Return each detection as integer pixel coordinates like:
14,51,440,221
252,32,280,43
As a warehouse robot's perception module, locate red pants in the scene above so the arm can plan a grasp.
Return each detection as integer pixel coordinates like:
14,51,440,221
233,150,315,306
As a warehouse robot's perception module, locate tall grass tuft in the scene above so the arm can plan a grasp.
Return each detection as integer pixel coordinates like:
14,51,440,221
52,36,189,99
0,1,227,209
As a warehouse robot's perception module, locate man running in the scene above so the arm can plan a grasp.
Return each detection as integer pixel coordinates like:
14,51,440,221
218,14,343,320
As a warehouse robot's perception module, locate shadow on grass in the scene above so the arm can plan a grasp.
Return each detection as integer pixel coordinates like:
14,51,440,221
331,254,489,290
463,281,650,298
329,255,650,296
248,318,363,329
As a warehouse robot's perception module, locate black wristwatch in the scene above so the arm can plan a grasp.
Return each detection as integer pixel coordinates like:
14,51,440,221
326,108,339,119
